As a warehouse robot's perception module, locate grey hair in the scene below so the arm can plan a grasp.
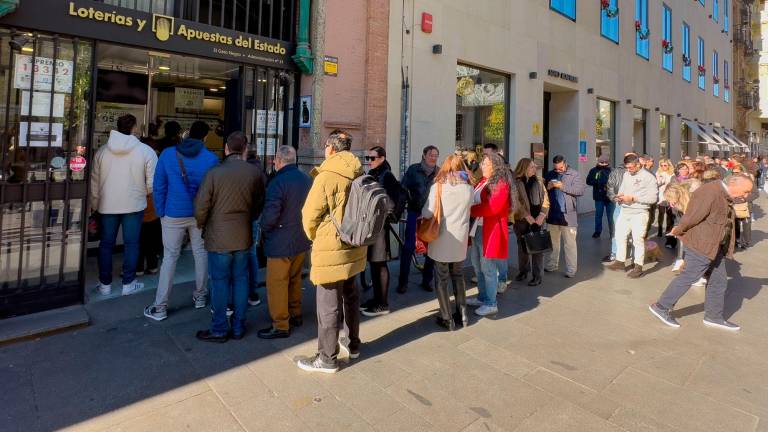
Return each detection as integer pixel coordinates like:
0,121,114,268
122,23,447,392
326,129,352,152
276,145,297,164
725,173,753,187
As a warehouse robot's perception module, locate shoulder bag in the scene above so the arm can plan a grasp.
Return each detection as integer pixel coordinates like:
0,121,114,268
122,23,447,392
416,183,442,243
522,225,553,254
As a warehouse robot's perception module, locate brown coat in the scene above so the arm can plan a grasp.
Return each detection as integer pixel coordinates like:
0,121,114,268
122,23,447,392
512,176,550,221
675,181,735,260
194,155,266,252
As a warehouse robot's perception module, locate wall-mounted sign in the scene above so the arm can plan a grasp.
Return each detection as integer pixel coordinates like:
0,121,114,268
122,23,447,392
174,87,204,110
19,122,64,147
547,69,578,83
13,55,74,93
421,13,433,33
323,56,338,76
69,156,87,172
0,0,293,68
299,95,312,128
532,122,542,137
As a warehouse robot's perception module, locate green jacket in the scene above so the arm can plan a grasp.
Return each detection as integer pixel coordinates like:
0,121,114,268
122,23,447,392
301,151,367,285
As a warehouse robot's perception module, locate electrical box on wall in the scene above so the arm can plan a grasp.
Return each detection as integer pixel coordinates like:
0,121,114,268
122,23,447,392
421,13,433,33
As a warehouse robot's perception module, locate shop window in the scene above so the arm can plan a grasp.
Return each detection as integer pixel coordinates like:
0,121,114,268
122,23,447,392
697,37,705,90
455,65,509,155
596,99,615,165
636,0,650,60
632,107,647,154
601,0,619,43
659,114,670,158
682,22,691,82
662,5,673,72
724,60,730,102
680,121,691,158
724,0,729,33
713,0,719,22
551,0,576,20
713,50,719,97
698,0,704,6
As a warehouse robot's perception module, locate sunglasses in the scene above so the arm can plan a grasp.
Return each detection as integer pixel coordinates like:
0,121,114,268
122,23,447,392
364,156,378,161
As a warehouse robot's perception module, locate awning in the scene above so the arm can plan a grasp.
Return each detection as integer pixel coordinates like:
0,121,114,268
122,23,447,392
716,127,743,150
683,120,721,151
723,129,750,151
703,125,733,150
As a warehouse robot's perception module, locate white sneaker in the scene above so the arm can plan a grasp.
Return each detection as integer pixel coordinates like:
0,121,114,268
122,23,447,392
97,283,112,295
671,259,684,272
497,281,508,294
121,280,144,296
474,305,498,316
692,278,707,288
466,297,483,307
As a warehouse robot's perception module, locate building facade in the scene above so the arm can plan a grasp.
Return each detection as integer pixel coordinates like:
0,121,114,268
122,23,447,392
387,0,742,210
735,0,768,156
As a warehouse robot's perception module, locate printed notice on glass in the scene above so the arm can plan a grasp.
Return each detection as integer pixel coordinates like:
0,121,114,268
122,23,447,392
174,87,204,110
19,122,64,147
21,91,66,118
256,110,283,136
13,55,74,93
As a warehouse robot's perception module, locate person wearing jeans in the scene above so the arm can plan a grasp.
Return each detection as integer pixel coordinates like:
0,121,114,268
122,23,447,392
194,132,264,342
586,156,613,238
144,121,219,321
90,114,157,296
544,155,586,277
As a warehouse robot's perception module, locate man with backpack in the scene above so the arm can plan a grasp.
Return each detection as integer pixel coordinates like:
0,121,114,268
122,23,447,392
144,121,219,321
297,130,368,374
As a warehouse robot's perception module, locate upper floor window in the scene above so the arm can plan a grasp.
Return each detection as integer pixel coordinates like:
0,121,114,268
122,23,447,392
713,0,719,22
713,51,720,97
697,37,706,90
551,0,576,20
724,0,729,33
662,5,673,72
724,60,730,102
698,0,704,6
636,0,650,59
601,0,620,42
682,22,691,82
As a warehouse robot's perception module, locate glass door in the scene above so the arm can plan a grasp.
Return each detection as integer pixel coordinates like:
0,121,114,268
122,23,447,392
0,30,93,318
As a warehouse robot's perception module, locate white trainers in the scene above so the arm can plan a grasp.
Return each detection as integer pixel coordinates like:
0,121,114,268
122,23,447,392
474,305,498,316
97,283,112,295
692,278,707,288
671,259,684,272
466,297,483,307
121,280,144,296
497,281,508,294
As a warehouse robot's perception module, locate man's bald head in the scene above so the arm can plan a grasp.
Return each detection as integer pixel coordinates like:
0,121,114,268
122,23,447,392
724,174,754,201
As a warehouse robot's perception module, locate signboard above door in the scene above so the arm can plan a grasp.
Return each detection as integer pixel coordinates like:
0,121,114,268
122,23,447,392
0,0,295,69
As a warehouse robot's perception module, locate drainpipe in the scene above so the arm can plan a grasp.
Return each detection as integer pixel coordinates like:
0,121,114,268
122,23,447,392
291,0,313,75
308,0,327,149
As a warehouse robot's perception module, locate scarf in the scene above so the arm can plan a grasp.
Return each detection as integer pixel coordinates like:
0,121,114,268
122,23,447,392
421,160,435,177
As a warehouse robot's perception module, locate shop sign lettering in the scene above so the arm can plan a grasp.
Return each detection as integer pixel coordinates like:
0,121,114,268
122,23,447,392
13,55,74,93
547,69,578,83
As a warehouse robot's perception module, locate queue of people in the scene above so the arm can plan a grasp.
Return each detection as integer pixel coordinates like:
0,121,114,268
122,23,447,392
91,114,760,375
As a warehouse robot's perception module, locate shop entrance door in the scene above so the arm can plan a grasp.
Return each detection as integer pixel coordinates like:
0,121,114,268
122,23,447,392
0,30,94,318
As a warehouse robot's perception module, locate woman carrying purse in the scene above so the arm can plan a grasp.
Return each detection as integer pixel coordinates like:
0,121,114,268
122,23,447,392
511,158,550,287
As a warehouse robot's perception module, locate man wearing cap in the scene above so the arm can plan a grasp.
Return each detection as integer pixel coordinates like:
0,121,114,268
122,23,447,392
586,155,613,239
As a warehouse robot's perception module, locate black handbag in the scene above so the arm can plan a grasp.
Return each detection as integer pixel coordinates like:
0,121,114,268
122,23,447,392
523,229,553,254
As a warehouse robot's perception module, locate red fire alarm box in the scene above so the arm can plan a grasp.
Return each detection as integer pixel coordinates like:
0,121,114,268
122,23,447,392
421,13,433,33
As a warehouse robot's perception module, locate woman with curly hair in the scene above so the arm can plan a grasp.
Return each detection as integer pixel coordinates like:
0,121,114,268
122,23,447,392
511,158,549,286
467,153,512,317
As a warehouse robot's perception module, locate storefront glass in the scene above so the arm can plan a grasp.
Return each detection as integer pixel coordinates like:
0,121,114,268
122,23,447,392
680,121,691,158
659,114,670,158
632,107,647,154
595,98,615,165
455,65,508,155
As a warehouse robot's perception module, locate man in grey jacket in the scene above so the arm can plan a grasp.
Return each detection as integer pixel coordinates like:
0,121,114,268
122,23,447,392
543,155,586,277
607,154,658,278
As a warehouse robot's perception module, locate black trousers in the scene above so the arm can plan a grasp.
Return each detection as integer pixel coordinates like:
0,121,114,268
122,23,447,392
513,220,544,278
138,218,162,272
316,277,360,363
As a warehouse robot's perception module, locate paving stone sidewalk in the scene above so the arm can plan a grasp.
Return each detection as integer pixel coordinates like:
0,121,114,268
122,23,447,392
3,197,768,432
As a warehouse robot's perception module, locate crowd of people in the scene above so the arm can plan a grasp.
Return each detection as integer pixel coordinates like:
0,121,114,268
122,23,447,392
91,113,763,374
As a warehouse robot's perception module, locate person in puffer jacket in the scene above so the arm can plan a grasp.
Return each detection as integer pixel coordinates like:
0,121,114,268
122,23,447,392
143,121,219,322
91,114,157,297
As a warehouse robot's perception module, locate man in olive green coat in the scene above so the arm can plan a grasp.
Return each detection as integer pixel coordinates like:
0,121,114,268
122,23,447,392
297,130,366,374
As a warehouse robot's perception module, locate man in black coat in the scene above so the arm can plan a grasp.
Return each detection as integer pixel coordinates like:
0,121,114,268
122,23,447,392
257,145,313,339
586,155,613,238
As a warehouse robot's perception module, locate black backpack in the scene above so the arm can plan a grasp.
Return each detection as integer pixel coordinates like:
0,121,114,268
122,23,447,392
329,175,393,247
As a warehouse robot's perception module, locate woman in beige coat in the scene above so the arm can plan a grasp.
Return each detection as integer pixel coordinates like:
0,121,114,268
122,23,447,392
421,155,473,330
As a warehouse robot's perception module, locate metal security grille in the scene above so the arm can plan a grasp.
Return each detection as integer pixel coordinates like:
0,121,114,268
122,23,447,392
0,30,94,318
96,0,297,42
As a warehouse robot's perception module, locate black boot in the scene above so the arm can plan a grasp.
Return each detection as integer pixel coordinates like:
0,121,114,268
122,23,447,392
453,283,468,328
434,279,454,331
514,272,528,282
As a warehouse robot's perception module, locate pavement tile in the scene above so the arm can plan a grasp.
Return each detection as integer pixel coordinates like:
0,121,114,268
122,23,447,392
352,352,413,389
460,418,508,432
608,407,680,432
315,367,405,425
511,399,627,432
384,377,479,432
521,367,621,420
372,408,438,432
457,337,538,378
604,367,759,432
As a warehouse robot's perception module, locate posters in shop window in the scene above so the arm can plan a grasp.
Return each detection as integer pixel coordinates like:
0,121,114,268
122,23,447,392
13,54,74,93
18,122,64,147
174,87,205,110
21,91,66,118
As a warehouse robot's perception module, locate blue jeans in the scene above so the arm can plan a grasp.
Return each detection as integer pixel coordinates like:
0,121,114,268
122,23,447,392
469,230,503,307
208,250,250,337
98,211,143,286
610,205,622,258
398,210,434,288
248,220,261,295
594,200,615,236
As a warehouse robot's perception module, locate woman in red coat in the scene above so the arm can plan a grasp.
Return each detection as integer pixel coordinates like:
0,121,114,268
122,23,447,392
467,153,512,317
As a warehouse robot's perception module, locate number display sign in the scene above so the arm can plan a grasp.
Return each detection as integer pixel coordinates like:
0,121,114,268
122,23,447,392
13,54,74,93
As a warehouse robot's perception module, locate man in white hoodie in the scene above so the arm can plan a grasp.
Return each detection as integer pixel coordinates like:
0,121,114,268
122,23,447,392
91,115,158,296
606,154,658,278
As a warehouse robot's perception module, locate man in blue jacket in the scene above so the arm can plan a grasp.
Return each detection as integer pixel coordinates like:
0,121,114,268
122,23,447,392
257,145,312,339
144,121,219,321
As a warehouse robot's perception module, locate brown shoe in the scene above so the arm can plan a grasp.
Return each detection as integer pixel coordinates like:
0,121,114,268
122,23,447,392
627,265,644,278
605,261,627,272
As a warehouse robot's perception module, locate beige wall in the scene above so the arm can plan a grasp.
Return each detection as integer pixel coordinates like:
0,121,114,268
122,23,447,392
387,0,734,209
